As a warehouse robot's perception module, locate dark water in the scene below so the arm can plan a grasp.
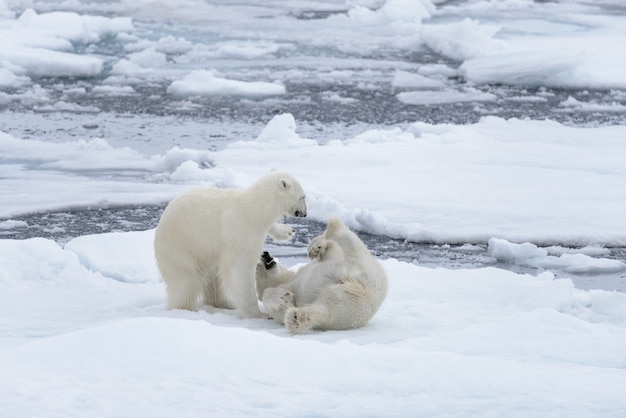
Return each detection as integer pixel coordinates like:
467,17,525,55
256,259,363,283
3,205,625,292
4,77,626,127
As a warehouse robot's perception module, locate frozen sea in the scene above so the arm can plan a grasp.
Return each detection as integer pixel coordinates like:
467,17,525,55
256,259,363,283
1,1,626,417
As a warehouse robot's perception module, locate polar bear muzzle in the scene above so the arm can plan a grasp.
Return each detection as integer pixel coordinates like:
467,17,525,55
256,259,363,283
293,197,307,217
278,176,307,218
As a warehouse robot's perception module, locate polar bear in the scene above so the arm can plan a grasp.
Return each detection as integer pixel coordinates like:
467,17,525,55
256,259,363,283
154,171,307,317
255,217,388,333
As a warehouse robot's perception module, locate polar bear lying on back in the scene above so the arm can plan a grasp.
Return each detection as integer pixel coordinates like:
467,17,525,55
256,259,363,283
255,217,388,333
154,171,307,318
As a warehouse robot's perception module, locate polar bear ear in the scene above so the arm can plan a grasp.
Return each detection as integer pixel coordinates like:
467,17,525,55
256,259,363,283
279,178,292,190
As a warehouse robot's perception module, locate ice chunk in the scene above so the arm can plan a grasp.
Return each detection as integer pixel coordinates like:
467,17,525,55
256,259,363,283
128,47,167,68
1,47,103,77
256,113,299,142
489,238,626,274
167,70,286,97
0,68,29,89
397,88,496,105
488,238,548,262
91,85,136,95
460,49,583,87
421,18,504,61
0,220,28,230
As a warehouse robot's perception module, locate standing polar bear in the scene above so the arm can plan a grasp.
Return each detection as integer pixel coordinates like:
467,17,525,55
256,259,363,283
255,217,388,333
154,171,307,317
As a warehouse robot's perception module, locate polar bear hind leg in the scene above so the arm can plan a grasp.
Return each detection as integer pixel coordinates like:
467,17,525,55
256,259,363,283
262,287,296,322
162,263,204,311
285,278,375,333
202,274,232,309
284,304,329,334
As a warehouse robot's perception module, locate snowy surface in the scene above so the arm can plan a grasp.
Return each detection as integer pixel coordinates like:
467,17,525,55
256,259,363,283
2,232,626,417
2,0,626,416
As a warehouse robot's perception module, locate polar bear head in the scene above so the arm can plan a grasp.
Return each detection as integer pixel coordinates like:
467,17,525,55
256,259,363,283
278,174,307,218
254,171,307,218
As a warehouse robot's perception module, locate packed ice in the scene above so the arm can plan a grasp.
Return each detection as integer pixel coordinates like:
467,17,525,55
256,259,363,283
1,0,626,417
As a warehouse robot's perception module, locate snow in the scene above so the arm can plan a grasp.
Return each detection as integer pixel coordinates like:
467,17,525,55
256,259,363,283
64,230,158,283
1,233,626,417
2,0,626,416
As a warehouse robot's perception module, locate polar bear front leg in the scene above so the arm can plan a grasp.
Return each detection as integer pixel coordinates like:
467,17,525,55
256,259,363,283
262,287,296,324
255,252,296,299
307,235,329,260
268,222,295,242
227,263,267,318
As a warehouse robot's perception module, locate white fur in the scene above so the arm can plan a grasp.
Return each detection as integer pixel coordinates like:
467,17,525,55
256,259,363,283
154,171,306,317
256,217,388,333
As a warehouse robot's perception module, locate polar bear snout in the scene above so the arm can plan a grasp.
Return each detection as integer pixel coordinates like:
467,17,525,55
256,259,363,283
291,198,307,218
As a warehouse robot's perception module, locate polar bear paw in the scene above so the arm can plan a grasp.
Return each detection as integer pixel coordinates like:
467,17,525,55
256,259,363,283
307,236,328,260
260,251,277,270
285,307,314,334
268,222,295,242
263,288,295,321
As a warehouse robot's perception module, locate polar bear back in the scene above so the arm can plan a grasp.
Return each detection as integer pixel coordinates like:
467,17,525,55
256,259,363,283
157,188,253,260
296,217,388,329
320,218,388,327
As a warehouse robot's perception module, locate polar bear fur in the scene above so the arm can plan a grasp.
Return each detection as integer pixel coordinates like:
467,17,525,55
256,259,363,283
255,217,388,333
154,171,307,317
